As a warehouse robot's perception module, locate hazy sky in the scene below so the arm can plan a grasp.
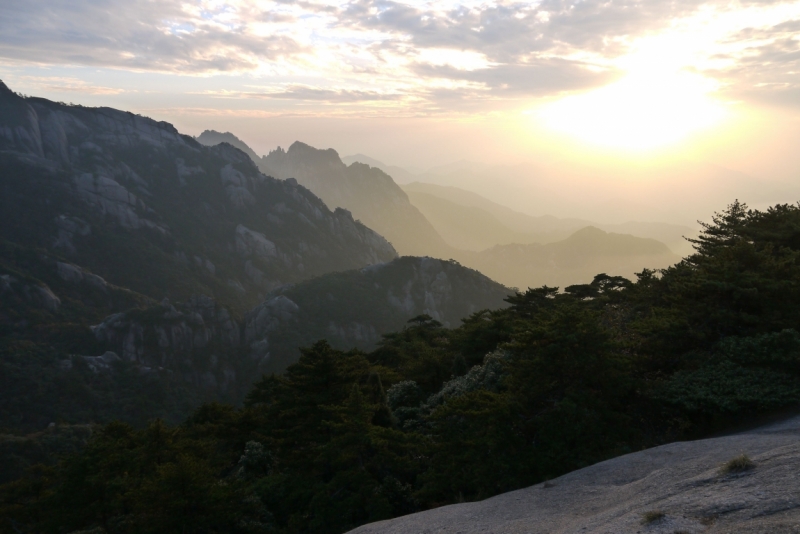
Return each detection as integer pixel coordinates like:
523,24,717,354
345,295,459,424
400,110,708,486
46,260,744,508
1,0,799,182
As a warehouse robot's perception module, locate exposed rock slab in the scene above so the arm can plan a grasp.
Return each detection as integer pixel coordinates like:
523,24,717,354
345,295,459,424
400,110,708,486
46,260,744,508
349,416,800,534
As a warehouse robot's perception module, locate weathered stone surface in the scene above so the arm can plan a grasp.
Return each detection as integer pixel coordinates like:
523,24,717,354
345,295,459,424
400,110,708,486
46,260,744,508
90,295,243,391
349,415,800,534
236,224,278,259
56,261,108,291
0,274,61,311
221,163,258,209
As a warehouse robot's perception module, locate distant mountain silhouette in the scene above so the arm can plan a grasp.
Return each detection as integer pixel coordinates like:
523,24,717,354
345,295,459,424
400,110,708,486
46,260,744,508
213,139,455,258
404,181,696,256
459,226,680,290
196,129,261,162
405,190,546,251
398,158,789,227
341,153,419,184
193,134,687,289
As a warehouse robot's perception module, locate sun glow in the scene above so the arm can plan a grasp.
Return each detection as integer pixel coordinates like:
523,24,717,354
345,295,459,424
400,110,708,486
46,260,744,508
538,70,728,152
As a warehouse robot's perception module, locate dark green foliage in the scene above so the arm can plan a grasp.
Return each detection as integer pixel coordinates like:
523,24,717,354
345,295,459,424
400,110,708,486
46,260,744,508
5,201,800,534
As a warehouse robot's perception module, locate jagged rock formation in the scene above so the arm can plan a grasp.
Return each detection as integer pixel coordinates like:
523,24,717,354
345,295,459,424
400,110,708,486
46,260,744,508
349,415,800,534
261,143,455,257
0,81,396,313
0,273,62,312
194,134,453,258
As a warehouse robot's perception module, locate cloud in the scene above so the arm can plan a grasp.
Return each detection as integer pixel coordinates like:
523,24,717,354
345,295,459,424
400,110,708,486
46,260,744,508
413,60,619,96
0,0,304,74
0,0,798,112
197,85,405,102
10,76,126,95
707,17,800,105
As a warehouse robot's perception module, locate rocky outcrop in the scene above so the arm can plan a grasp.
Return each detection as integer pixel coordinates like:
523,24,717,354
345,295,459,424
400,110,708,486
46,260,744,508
0,274,61,311
241,256,511,372
90,296,245,392
349,415,800,534
56,261,109,292
80,255,509,388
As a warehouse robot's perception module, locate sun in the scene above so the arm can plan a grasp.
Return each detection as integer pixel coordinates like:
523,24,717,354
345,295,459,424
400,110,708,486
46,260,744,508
537,70,727,152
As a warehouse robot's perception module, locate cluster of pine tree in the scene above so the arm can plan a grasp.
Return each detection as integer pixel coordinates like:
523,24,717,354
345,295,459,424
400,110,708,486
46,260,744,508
4,201,800,534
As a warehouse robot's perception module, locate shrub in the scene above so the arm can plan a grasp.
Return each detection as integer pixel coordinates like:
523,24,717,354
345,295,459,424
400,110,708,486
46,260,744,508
640,510,665,524
719,454,755,474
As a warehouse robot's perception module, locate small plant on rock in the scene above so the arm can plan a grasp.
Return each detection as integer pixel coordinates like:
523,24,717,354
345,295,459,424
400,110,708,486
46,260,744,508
640,510,666,525
719,454,755,474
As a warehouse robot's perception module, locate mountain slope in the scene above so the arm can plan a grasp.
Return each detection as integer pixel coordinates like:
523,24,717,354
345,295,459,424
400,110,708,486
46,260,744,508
260,142,455,257
196,136,453,257
243,256,511,371
460,226,680,289
195,129,261,162
0,82,396,313
2,256,510,430
349,415,800,534
405,190,544,250
342,153,420,184
403,181,592,236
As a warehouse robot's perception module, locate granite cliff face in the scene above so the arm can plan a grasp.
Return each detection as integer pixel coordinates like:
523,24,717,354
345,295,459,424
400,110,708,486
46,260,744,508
88,295,248,395
82,256,510,380
0,81,396,313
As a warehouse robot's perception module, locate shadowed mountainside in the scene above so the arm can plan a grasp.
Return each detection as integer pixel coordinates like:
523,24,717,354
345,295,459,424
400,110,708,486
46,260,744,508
0,83,396,313
242,256,510,372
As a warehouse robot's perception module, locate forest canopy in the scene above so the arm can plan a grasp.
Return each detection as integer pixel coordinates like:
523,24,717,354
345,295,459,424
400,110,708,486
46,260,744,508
4,201,800,534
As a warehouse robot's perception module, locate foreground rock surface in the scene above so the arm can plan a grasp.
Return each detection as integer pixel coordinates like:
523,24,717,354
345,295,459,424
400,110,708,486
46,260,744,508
349,416,800,534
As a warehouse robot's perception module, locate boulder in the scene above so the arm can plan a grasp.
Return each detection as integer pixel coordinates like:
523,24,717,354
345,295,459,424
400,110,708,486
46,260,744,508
348,415,800,534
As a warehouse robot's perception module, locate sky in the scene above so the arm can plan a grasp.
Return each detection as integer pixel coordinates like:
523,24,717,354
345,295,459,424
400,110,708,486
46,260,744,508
1,0,799,218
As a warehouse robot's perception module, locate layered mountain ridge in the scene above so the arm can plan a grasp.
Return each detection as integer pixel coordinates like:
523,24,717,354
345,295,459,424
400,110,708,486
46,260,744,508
197,132,685,290
461,226,680,290
0,82,510,429
196,131,453,257
0,83,396,313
